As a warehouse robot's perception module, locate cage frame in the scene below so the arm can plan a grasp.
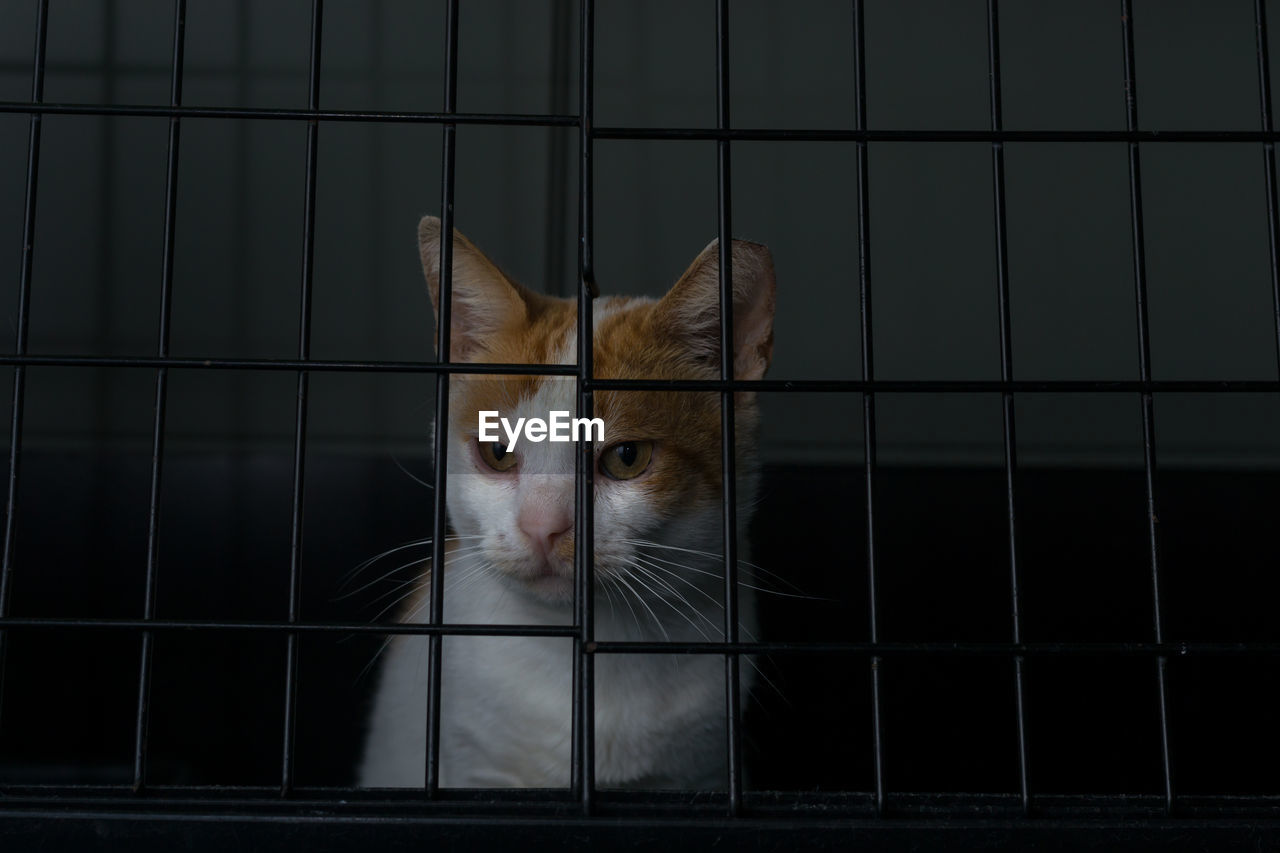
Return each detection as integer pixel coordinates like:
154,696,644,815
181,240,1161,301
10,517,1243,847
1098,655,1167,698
0,0,1279,849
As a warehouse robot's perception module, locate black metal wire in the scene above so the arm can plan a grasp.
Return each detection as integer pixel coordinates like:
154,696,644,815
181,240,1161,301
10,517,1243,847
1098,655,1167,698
984,0,1031,816
0,356,1272,391
583,378,1280,393
2,787,1278,825
0,0,50,740
1257,0,1280,374
5,101,1280,142
0,615,1274,657
0,354,578,374
279,0,325,797
1119,0,1175,815
0,0,1276,833
425,0,460,798
0,101,576,126
0,617,576,637
132,0,188,794
586,640,1280,658
572,0,598,816
592,127,1280,143
714,0,744,819
851,0,886,818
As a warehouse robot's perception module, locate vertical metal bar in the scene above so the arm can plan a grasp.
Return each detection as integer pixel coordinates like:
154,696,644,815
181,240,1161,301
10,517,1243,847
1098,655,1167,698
543,0,574,299
572,0,597,815
132,0,188,793
280,0,324,796
851,0,886,816
985,0,1032,815
1256,0,1280,373
93,0,118,439
0,0,50,740
425,0,459,797
1119,0,1175,813
714,0,743,817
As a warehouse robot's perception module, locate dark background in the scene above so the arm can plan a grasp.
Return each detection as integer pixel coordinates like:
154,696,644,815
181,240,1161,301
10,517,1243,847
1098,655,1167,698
0,0,1277,801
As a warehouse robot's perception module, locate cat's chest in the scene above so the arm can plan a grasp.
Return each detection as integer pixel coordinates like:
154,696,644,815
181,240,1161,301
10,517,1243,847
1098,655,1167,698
442,634,721,785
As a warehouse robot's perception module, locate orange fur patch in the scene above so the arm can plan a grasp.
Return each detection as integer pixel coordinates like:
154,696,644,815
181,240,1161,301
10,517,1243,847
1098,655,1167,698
449,294,759,515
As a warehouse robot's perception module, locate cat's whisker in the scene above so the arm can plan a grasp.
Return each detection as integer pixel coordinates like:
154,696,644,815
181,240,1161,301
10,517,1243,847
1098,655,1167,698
619,562,784,701
629,555,722,610
625,556,764,644
623,561,718,642
368,584,428,623
361,572,427,609
337,545,486,603
623,562,728,650
604,575,645,638
443,561,496,600
356,549,485,611
354,562,484,683
621,538,811,597
637,553,826,602
627,545,829,602
336,535,485,593
337,537,430,589
356,636,396,684
389,453,433,490
630,561,759,647
628,559,788,701
599,575,619,623
630,564,725,633
611,571,670,642
367,552,496,621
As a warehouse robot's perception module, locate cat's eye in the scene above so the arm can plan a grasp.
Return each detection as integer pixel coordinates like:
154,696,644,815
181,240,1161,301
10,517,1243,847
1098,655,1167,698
600,441,653,481
477,440,517,472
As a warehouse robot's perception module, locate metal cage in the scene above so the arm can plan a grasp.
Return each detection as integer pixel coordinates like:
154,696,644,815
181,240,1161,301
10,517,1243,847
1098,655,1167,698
1,0,1279,849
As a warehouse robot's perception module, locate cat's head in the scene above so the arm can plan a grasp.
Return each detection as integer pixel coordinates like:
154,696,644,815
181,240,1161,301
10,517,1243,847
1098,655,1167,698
418,216,775,607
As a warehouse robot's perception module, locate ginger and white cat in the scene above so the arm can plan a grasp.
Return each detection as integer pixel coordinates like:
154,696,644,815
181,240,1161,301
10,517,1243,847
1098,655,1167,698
359,216,775,789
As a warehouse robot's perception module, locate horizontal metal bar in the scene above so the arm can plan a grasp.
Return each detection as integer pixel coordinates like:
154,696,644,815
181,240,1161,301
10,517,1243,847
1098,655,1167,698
4,103,1280,142
0,100,577,126
0,785,1277,811
0,354,576,375
584,378,1280,393
0,617,577,637
594,127,1280,143
8,357,1276,391
0,618,1273,657
0,788,1278,822
585,640,1280,657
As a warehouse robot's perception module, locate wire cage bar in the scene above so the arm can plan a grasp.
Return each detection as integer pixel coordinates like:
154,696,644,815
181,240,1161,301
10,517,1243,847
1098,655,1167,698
424,0,460,799
131,0,188,795
713,0,745,818
1257,0,1280,373
850,0,888,819
572,0,598,816
983,0,1032,816
278,0,325,797
0,0,1277,848
1119,0,1176,814
0,0,48,736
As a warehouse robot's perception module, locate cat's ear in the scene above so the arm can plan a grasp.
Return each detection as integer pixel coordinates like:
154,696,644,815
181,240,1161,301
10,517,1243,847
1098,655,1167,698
418,215,530,361
655,239,776,380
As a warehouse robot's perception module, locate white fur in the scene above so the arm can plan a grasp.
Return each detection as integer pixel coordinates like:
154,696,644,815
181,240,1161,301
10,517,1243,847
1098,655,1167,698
360,305,759,790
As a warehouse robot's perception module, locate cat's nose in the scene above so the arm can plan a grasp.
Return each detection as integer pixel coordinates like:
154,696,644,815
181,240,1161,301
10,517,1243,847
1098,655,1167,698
518,505,573,562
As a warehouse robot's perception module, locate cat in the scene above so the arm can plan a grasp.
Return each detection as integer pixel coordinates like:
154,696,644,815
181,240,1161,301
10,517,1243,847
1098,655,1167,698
358,215,775,789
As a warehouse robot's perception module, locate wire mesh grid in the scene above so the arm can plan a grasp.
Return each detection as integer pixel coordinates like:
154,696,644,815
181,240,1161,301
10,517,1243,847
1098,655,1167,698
0,0,1278,847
